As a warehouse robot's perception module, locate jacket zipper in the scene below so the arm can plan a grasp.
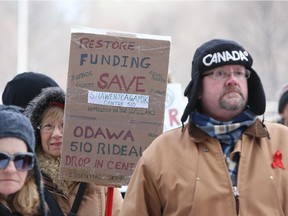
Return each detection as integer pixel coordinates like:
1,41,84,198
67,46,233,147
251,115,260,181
232,186,240,215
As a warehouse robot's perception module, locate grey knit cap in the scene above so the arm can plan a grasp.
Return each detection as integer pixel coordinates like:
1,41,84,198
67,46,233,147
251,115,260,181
24,87,65,148
0,105,35,152
0,105,47,216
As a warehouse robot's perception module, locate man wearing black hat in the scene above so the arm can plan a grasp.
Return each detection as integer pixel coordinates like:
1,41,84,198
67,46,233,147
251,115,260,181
120,39,288,216
2,72,59,109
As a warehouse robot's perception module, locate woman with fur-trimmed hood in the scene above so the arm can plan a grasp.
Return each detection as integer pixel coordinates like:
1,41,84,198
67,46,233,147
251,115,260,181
25,87,123,216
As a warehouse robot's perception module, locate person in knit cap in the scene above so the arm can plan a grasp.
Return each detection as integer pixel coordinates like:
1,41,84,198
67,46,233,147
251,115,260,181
120,39,288,216
278,84,288,126
0,105,47,216
25,87,123,216
2,72,59,110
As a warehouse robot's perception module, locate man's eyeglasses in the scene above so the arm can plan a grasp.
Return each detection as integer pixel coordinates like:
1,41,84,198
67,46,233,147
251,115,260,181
202,70,251,80
0,152,34,171
38,123,64,134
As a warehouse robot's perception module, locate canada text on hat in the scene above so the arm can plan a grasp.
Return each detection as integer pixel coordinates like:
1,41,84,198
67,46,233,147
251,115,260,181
202,50,250,67
194,39,253,76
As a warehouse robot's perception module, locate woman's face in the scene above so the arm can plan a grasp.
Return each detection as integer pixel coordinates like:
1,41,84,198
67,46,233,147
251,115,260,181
0,138,28,197
39,107,64,157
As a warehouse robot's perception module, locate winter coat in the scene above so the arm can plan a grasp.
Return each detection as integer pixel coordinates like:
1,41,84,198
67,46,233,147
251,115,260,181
44,187,65,216
44,176,123,216
120,119,288,216
38,153,123,216
0,203,42,216
0,204,17,216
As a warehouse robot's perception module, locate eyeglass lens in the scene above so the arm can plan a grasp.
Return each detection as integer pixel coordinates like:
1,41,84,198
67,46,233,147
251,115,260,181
39,123,63,133
0,152,34,171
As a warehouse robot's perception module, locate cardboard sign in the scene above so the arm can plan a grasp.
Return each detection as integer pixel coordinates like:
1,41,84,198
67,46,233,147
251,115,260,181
60,28,171,187
163,83,186,132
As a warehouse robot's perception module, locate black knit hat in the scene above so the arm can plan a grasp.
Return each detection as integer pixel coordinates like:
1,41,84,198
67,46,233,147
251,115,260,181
2,72,59,109
0,105,47,216
24,87,65,148
181,39,266,123
278,84,288,114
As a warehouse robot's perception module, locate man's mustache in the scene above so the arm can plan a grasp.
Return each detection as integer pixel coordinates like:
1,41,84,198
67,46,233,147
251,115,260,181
221,86,243,97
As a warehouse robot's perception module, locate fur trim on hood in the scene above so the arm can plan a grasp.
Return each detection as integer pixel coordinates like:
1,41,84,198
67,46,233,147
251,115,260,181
37,149,72,196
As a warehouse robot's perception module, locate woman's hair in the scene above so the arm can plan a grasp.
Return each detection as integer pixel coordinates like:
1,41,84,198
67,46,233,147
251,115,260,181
0,170,41,216
41,105,64,125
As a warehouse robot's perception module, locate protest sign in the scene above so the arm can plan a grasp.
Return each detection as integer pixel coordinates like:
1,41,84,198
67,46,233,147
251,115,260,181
60,27,171,187
163,83,186,132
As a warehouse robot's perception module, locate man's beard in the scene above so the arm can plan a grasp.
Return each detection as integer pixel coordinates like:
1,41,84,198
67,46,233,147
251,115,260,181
219,86,247,111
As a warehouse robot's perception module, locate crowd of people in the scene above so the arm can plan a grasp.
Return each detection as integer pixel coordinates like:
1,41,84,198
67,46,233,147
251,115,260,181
1,38,288,215
1,73,123,215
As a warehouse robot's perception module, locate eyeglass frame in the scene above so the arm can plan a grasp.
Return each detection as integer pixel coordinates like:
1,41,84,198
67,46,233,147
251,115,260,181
0,152,34,171
37,123,64,134
202,69,251,80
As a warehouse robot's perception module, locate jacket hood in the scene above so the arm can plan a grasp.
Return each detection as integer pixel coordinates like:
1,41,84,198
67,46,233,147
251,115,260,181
24,87,65,148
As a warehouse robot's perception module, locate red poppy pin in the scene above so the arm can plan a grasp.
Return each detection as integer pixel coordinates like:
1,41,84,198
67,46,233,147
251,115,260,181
271,150,285,170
